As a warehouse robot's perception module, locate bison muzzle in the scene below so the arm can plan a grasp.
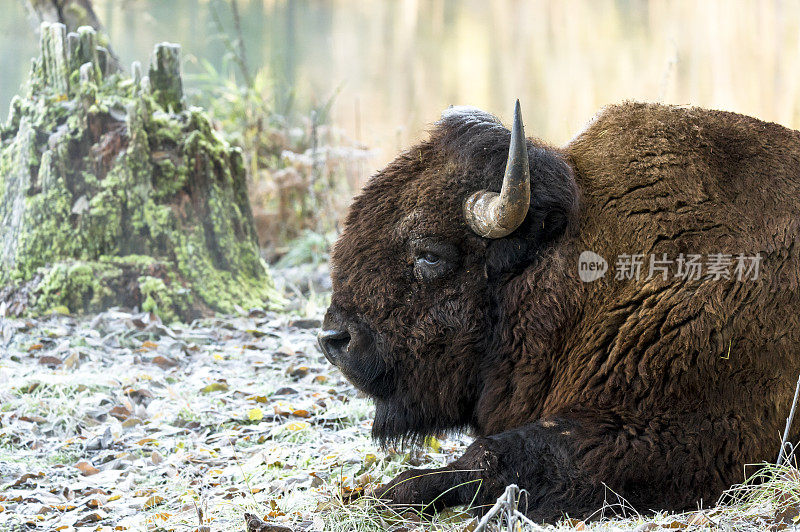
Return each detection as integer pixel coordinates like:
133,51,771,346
318,100,800,521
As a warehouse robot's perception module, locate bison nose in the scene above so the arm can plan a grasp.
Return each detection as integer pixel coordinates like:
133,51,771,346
317,329,350,365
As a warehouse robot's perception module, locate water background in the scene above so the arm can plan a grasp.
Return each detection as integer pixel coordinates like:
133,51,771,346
2,0,799,177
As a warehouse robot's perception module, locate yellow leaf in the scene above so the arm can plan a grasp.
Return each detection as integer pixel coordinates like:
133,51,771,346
248,408,263,421
141,340,158,349
200,382,229,393
143,495,164,509
424,436,441,452
285,421,309,431
292,409,310,418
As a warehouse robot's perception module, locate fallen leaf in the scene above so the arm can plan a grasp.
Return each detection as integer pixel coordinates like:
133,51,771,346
244,512,293,532
75,461,100,476
143,495,165,509
122,417,143,428
248,408,264,421
74,511,106,526
287,366,310,378
687,511,713,526
200,382,229,393
86,496,106,509
562,519,586,530
151,355,178,369
285,421,309,431
63,351,80,369
108,406,131,420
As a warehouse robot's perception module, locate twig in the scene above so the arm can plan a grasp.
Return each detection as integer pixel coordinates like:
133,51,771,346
474,484,544,532
210,0,253,88
229,0,253,87
777,374,800,466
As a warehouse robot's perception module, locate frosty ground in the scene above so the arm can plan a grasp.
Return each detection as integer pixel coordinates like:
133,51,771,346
0,267,798,531
0,267,476,531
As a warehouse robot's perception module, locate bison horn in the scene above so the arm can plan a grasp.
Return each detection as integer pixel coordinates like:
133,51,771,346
463,100,531,238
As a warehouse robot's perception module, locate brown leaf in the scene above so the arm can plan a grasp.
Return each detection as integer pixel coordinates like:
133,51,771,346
151,355,178,369
243,512,293,532
108,406,131,420
86,496,106,509
774,502,800,526
121,417,143,428
287,366,309,378
75,461,99,476
38,356,62,366
74,511,106,526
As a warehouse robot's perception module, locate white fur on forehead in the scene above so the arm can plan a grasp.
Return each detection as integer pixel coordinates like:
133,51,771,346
439,105,501,125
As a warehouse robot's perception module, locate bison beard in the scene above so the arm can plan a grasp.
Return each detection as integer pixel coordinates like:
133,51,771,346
320,102,800,522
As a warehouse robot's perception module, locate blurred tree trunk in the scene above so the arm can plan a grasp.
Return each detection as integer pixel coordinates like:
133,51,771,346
22,0,121,71
24,0,104,31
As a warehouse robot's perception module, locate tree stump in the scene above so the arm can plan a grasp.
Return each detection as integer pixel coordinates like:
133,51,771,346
0,23,280,321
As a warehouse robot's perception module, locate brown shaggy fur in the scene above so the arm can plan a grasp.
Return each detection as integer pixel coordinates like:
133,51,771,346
320,102,800,521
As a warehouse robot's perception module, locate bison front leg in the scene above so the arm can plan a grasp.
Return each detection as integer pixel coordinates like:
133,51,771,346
379,413,733,522
378,419,603,521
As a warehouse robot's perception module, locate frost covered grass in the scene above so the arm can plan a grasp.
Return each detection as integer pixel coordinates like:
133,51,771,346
2,273,800,531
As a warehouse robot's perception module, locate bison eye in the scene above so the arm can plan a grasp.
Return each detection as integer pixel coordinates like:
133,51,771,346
419,252,440,265
410,240,458,281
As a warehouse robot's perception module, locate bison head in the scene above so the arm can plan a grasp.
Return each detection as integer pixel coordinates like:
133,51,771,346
319,102,579,445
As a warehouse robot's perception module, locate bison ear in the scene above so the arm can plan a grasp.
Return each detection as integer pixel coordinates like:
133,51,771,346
485,148,577,280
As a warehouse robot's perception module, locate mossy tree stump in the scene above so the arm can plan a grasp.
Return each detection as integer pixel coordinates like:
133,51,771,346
0,23,279,321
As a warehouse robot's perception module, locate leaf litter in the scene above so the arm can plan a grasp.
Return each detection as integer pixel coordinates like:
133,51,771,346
3,266,800,531
0,268,471,531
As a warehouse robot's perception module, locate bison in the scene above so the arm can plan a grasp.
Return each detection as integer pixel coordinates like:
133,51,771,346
317,100,800,521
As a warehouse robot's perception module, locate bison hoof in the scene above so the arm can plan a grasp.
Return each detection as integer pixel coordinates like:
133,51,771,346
374,469,445,515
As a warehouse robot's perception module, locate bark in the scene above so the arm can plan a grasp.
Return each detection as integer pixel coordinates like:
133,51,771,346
0,23,279,321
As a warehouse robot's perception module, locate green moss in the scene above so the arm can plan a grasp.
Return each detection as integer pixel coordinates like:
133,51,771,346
34,261,117,314
139,275,176,323
0,24,280,321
